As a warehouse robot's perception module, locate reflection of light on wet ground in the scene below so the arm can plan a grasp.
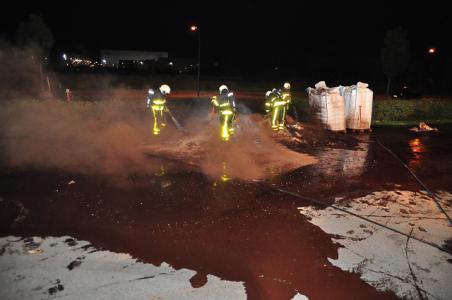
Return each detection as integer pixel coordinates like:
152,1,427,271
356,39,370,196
211,162,284,186
315,143,370,178
154,166,166,177
220,162,230,182
212,162,231,187
408,138,424,169
264,165,283,184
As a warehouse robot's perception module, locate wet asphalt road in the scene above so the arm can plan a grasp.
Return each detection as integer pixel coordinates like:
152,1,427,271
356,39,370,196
1,102,451,299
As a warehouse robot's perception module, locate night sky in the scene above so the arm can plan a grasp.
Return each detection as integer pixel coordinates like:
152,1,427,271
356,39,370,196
1,1,451,81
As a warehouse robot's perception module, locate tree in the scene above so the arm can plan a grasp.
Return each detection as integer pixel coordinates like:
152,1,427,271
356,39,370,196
15,14,53,58
380,28,410,94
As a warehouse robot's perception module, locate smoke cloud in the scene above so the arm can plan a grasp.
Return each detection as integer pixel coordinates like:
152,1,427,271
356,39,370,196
0,98,317,180
0,41,316,181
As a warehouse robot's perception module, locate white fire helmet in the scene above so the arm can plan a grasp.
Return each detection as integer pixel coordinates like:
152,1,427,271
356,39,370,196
265,91,271,97
159,84,171,95
219,84,229,94
283,82,291,90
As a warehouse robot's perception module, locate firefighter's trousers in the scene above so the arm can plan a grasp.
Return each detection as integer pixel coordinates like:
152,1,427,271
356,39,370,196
151,105,166,135
271,102,287,131
219,110,235,141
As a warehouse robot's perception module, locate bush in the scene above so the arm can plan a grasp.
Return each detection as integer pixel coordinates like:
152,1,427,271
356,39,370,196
373,99,452,122
293,98,452,124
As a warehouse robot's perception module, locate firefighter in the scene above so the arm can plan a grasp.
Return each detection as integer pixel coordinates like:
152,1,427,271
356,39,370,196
265,88,288,131
281,82,298,120
264,90,272,117
147,84,171,135
281,82,292,109
211,84,236,141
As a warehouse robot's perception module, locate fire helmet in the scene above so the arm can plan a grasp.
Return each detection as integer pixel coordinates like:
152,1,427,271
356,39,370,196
219,85,229,94
159,84,171,95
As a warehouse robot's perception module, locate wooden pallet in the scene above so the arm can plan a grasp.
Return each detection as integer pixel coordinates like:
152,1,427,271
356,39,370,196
331,129,347,134
349,128,372,133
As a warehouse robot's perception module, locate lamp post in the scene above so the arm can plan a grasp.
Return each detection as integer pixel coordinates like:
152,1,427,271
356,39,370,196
190,25,201,99
427,47,438,93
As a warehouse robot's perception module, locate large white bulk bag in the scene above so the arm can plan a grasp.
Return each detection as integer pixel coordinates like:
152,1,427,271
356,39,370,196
307,81,346,132
343,82,373,130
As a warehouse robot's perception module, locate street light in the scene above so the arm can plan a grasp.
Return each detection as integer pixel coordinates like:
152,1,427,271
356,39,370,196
428,47,436,55
190,25,201,99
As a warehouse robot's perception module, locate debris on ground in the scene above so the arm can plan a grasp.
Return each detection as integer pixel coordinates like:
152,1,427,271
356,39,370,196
27,248,43,255
161,180,172,189
12,201,28,224
409,122,439,132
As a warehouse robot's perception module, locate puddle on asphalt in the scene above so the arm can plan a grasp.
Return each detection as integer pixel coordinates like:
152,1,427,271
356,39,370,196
313,142,370,178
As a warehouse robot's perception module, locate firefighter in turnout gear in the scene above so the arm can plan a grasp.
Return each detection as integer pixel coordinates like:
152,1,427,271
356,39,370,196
265,87,288,131
147,84,171,135
265,90,273,117
281,81,298,120
211,85,237,141
281,82,292,110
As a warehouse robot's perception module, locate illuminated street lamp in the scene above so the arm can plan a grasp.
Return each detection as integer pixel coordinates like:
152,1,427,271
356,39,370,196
428,47,436,55
190,25,201,99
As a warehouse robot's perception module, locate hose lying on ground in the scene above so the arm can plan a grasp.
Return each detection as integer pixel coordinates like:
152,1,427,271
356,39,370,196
273,187,451,254
375,137,452,226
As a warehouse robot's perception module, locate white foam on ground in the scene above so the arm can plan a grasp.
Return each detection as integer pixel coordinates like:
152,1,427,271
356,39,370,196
291,292,309,300
298,190,452,300
0,236,247,300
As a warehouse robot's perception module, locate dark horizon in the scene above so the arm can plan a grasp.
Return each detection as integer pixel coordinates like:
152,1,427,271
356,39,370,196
2,2,450,55
2,1,452,92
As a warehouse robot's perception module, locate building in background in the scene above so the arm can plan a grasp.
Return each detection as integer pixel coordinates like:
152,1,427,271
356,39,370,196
61,52,98,68
100,50,168,68
56,49,196,74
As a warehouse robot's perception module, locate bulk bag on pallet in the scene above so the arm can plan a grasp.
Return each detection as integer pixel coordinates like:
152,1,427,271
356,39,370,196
343,82,373,130
307,81,346,132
